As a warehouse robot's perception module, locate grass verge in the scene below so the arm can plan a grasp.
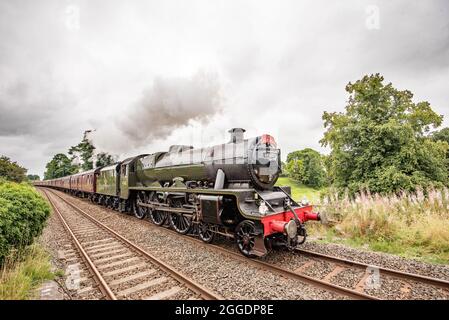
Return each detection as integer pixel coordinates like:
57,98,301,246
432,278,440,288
276,177,323,202
309,188,449,265
0,244,54,299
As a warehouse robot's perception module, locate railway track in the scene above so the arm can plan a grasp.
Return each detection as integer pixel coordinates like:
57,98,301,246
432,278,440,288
43,188,375,300
43,188,449,300
42,189,221,300
294,248,449,294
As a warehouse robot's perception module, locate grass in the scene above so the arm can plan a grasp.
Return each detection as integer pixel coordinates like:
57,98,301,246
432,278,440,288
275,177,449,264
276,177,323,203
311,188,449,264
0,244,54,300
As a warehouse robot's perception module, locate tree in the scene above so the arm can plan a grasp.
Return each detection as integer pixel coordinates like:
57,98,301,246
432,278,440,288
0,156,27,183
432,127,449,175
44,154,78,180
69,130,115,170
286,148,327,188
432,128,449,145
321,73,448,194
95,152,115,168
69,130,95,171
27,174,40,181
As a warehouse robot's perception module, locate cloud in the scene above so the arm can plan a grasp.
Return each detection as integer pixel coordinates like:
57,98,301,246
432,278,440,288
0,0,448,177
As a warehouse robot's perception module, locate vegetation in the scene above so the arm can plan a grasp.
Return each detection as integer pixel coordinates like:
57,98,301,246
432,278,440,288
0,180,50,262
432,127,449,170
277,74,449,264
68,130,96,171
0,156,27,183
285,148,327,188
45,130,116,178
276,177,322,203
95,152,115,168
315,187,449,264
44,153,78,180
26,174,40,181
0,244,54,299
321,73,448,195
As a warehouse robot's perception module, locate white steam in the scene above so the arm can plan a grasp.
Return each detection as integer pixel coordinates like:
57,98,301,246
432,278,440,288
91,71,223,154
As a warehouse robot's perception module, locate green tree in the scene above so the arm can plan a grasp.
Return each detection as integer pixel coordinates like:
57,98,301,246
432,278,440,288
26,174,40,181
432,127,449,175
95,152,115,168
286,148,326,188
69,130,115,170
0,156,27,183
44,154,77,179
321,73,448,194
432,128,449,145
69,130,95,171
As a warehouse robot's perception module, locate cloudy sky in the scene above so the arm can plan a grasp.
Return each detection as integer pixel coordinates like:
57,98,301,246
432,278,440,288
1,0,448,177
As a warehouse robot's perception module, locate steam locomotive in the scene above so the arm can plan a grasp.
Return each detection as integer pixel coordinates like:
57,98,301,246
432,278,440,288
35,128,320,257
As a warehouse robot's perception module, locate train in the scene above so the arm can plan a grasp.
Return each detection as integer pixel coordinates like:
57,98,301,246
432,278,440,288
35,128,320,257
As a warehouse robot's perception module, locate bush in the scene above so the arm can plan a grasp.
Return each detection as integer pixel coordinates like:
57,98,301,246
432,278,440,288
0,181,50,262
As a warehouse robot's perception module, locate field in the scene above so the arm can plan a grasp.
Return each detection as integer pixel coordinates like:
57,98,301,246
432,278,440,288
275,177,322,203
276,177,449,264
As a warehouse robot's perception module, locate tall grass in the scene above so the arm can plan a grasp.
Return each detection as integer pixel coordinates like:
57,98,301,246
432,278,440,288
317,188,449,264
0,244,54,299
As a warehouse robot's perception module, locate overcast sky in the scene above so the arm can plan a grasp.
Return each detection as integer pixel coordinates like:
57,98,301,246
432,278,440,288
1,0,448,177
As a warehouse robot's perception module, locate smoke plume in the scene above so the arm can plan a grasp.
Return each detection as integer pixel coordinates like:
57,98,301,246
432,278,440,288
117,71,223,146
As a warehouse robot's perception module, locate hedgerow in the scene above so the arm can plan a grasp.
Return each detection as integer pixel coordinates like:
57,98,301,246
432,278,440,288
0,181,50,262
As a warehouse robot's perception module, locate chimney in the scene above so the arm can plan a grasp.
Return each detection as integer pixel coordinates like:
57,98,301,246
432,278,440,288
228,128,245,143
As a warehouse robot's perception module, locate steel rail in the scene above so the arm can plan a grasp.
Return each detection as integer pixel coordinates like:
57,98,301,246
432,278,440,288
295,248,449,290
206,243,378,300
42,190,117,300
44,188,376,300
44,188,449,299
45,188,222,300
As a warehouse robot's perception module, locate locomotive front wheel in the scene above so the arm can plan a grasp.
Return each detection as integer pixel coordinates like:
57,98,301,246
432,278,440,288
198,223,214,243
134,192,147,219
235,220,257,257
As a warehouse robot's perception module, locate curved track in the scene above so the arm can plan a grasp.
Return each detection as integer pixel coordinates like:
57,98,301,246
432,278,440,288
42,188,449,300
42,189,221,300
43,188,376,300
294,248,449,291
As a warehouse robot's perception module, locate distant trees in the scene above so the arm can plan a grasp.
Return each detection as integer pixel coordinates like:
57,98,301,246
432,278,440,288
44,153,78,180
432,127,449,174
44,130,116,179
95,152,115,168
0,156,27,183
69,130,96,171
432,128,449,145
321,73,448,194
285,148,327,188
26,174,40,181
